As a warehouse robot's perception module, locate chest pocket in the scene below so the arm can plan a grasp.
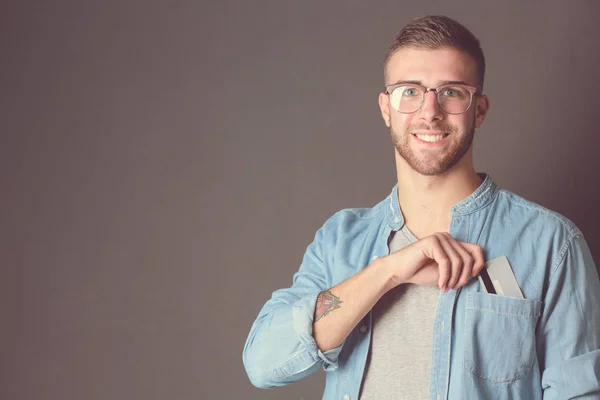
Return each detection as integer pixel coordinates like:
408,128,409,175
463,292,542,382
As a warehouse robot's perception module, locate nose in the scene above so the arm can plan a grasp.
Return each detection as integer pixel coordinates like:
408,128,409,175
417,90,444,122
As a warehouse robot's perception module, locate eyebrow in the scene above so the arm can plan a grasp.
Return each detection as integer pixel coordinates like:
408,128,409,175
388,79,471,86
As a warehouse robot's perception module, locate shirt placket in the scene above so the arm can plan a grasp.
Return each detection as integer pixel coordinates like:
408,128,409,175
430,214,466,400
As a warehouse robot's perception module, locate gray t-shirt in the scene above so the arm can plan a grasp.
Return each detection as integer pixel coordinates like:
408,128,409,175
359,225,441,400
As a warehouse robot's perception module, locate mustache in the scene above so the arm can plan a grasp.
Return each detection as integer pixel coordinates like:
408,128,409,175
407,123,457,133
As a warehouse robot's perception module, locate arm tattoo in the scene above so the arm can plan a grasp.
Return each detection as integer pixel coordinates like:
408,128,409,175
314,290,343,322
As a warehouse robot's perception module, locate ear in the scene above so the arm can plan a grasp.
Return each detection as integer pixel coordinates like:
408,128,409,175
474,95,490,128
379,92,391,127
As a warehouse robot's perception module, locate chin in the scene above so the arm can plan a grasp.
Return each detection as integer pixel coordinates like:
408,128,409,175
395,148,461,176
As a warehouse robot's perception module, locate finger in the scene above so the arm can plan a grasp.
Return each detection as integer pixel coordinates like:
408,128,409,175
426,236,451,291
438,233,465,290
458,242,485,277
444,235,474,288
435,233,462,291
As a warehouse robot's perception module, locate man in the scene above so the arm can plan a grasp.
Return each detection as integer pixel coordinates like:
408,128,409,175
242,15,600,399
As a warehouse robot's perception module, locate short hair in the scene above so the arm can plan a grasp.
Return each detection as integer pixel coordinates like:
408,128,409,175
384,15,486,91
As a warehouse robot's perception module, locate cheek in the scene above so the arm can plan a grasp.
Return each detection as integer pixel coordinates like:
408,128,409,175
390,114,411,131
451,114,474,131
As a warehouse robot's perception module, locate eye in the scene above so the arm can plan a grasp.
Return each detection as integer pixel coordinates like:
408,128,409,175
403,88,419,96
440,87,469,98
443,88,458,97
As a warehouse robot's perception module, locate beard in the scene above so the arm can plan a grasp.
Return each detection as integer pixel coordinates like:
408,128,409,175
390,120,475,176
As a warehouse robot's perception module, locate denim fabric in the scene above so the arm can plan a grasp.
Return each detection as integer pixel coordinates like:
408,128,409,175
243,174,600,399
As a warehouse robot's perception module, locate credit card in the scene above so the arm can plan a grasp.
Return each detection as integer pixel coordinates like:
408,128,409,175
477,256,524,299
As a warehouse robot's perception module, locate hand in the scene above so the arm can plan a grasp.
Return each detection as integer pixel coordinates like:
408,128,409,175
381,232,485,292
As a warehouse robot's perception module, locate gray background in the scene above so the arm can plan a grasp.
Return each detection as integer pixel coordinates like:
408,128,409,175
2,1,600,399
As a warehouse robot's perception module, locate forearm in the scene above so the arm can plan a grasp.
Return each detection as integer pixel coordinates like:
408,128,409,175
313,258,395,351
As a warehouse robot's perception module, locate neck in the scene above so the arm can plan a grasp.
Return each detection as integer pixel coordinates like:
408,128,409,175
395,149,483,237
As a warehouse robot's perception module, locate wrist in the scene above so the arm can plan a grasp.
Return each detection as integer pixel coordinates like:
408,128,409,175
372,256,402,293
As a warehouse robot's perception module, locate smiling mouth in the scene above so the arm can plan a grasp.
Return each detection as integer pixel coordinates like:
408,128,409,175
412,133,450,143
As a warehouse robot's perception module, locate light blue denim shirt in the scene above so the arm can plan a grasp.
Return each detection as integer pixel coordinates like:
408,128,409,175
243,174,600,399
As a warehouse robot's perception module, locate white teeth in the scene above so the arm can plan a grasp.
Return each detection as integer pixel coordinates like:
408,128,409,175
415,134,445,143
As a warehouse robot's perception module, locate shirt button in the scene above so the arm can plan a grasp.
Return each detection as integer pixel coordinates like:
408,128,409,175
343,395,350,400
437,395,440,400
371,255,379,262
359,325,367,333
440,322,444,332
394,217,401,223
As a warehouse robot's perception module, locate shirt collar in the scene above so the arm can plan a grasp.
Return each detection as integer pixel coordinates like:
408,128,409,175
386,173,498,230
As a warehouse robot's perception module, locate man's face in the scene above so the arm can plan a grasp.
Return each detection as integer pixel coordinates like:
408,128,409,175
379,47,489,176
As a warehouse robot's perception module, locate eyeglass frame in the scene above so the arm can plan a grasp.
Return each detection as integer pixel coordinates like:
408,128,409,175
383,82,482,115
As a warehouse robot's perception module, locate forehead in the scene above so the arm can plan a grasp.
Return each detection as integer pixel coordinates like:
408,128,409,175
386,47,478,86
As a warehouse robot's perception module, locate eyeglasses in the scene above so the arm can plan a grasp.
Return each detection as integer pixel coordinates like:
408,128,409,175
384,83,481,115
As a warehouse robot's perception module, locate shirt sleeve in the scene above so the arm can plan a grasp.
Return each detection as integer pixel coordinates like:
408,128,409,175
242,217,345,389
539,234,600,399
